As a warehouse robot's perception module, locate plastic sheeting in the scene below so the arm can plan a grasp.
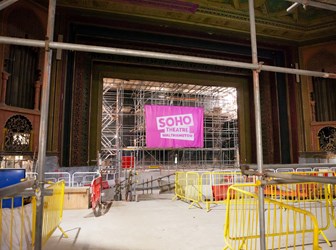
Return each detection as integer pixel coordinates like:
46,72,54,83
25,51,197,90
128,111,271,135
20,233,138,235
1,203,33,250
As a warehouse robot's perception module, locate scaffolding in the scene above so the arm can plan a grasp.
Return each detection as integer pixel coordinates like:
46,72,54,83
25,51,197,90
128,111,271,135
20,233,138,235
0,0,335,249
101,78,238,170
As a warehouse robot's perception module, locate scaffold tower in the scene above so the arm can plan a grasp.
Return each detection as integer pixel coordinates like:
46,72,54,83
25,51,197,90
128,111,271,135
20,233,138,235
101,78,238,170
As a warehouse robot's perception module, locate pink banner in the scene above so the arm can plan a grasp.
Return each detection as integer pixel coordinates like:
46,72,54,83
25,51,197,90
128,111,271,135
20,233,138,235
145,105,204,148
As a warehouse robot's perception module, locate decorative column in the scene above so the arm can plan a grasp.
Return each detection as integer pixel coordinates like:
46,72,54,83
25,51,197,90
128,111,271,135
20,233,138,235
34,80,41,110
310,99,316,122
1,71,10,104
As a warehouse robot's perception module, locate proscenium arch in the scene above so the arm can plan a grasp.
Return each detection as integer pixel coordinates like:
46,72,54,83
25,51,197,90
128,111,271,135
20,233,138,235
88,62,251,166
61,20,300,167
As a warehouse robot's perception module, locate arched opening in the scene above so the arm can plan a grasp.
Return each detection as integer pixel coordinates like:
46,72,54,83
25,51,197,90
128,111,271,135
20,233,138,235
3,115,33,152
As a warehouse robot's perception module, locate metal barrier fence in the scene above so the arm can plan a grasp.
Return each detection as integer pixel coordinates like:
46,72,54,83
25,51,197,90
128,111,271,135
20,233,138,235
45,172,71,187
175,172,187,200
263,172,335,246
262,180,332,247
223,183,322,250
201,172,255,211
175,168,336,211
175,169,336,249
174,171,202,208
26,171,95,187
0,180,67,249
24,170,120,187
26,171,73,187
175,171,255,211
71,171,97,187
1,196,34,250
40,181,68,246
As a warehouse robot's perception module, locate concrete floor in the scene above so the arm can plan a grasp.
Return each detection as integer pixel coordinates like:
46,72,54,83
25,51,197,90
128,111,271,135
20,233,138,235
44,196,336,250
44,196,225,250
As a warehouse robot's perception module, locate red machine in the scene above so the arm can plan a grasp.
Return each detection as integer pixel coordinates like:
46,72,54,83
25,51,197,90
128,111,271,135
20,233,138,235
90,173,111,217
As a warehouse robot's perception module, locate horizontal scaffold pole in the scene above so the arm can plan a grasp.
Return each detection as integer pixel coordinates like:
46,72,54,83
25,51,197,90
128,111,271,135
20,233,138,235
241,165,336,184
0,36,335,79
0,0,18,11
0,179,35,198
266,171,336,184
287,0,336,12
247,163,336,169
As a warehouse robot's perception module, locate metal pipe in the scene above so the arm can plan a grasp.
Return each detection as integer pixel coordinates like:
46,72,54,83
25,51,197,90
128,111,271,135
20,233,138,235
0,36,44,47
248,0,266,248
0,36,335,79
35,0,56,249
0,180,35,198
261,179,312,185
286,2,300,12
115,87,122,200
21,188,53,197
241,165,336,184
287,0,336,12
246,163,336,169
266,171,336,184
0,0,19,11
261,64,335,78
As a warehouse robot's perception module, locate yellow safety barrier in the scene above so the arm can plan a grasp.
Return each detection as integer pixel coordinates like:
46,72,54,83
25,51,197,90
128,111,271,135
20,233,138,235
174,171,202,208
291,171,336,229
175,168,336,228
265,183,331,246
331,200,336,229
263,174,333,246
1,196,34,250
296,170,336,229
224,183,322,250
175,171,256,211
40,180,68,245
184,172,202,208
0,180,67,249
174,172,187,200
201,172,255,211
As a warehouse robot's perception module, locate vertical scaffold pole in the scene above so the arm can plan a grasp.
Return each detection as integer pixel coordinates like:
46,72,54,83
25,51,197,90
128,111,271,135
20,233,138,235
248,0,266,249
116,85,122,199
35,0,56,249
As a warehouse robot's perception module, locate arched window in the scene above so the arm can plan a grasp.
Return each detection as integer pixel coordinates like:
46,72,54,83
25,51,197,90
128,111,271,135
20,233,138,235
3,115,33,152
317,126,336,152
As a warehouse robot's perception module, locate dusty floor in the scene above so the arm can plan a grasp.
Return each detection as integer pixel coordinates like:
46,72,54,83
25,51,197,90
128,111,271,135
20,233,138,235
44,196,225,250
44,196,336,250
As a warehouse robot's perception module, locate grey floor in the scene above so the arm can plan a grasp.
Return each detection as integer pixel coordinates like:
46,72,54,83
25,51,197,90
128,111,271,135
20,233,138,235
44,196,336,250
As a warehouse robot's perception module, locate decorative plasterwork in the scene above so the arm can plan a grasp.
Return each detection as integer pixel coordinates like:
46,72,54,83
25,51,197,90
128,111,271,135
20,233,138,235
311,122,336,152
51,0,336,42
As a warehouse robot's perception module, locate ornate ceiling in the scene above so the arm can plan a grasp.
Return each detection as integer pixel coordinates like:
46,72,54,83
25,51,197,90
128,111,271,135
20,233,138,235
35,0,336,43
